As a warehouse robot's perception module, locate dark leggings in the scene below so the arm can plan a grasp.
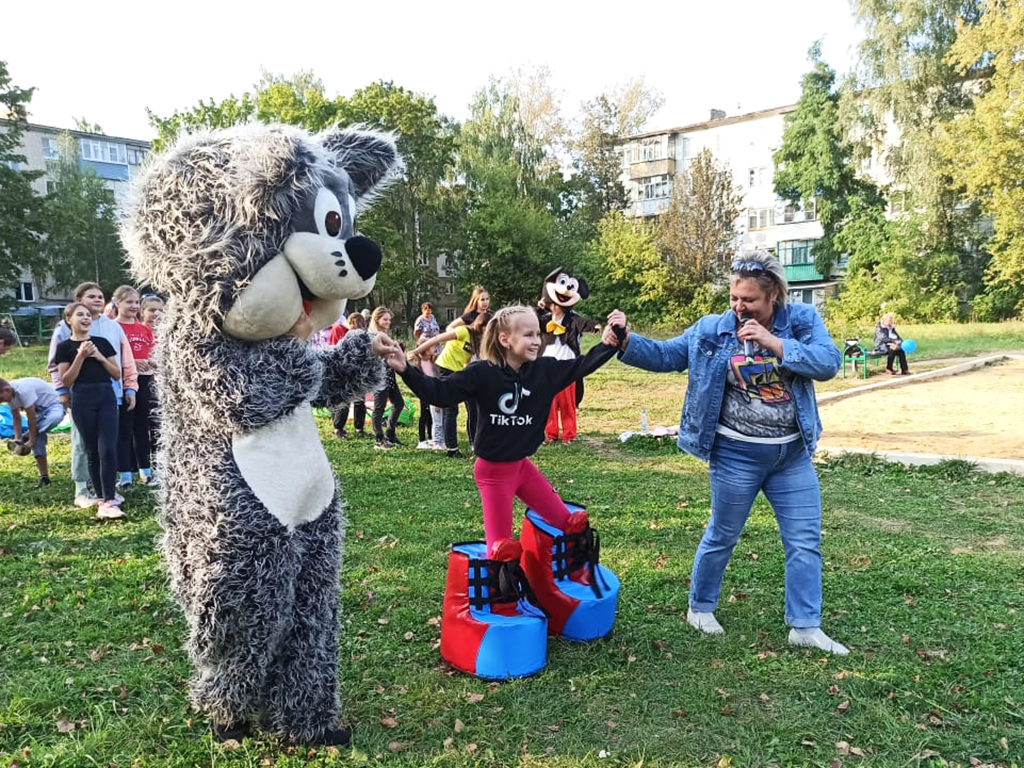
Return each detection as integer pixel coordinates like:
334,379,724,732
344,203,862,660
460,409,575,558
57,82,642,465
418,397,433,441
436,365,460,450
332,400,366,434
118,374,153,472
71,382,119,501
372,379,405,441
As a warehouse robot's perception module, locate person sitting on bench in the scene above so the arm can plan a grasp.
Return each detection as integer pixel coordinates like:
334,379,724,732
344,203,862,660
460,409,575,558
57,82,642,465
873,312,909,375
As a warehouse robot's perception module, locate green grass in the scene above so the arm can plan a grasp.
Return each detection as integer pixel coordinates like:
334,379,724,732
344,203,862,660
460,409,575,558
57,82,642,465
1,333,1023,768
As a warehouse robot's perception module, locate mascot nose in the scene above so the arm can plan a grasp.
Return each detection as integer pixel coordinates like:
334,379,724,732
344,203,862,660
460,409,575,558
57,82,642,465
345,236,383,281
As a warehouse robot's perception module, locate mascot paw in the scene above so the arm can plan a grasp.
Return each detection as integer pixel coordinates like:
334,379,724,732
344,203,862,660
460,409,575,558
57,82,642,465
291,727,352,748
213,721,251,742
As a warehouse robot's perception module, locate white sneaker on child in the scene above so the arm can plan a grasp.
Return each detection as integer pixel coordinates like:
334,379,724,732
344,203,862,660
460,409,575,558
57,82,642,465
788,627,850,656
95,502,125,520
74,491,99,509
416,440,434,450
687,610,725,635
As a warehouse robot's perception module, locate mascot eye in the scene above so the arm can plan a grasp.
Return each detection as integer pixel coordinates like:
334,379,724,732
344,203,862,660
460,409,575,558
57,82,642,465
557,274,571,288
314,188,345,239
325,211,342,237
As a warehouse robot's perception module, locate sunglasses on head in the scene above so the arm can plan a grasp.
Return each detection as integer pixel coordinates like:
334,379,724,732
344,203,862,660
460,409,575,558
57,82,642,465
731,259,765,274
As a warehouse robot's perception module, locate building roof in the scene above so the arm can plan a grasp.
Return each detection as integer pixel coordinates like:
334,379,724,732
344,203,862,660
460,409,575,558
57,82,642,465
0,118,152,148
625,103,799,141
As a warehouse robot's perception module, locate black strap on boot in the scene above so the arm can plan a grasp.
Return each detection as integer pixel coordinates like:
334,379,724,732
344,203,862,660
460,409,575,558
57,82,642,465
466,556,547,615
552,526,609,600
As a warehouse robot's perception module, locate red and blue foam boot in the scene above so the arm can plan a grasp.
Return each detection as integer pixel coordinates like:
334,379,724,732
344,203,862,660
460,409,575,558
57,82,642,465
440,538,548,679
520,504,620,641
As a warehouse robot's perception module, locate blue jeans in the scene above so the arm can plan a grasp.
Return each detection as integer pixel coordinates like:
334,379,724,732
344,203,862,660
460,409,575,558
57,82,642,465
690,434,823,628
31,401,66,458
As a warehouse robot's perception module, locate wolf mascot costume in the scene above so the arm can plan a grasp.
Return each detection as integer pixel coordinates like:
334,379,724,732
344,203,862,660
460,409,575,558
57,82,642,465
122,124,402,746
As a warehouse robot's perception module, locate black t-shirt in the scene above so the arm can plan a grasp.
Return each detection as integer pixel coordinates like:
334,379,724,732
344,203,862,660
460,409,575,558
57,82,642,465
54,337,118,385
400,341,617,462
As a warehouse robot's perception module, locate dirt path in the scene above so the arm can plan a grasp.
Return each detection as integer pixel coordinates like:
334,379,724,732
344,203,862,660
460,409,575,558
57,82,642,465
817,356,1024,459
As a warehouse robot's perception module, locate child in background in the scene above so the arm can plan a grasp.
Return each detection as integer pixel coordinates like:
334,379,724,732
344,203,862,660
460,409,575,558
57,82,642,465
330,312,369,439
411,310,491,458
0,376,66,487
140,294,164,467
54,302,124,519
412,302,441,449
112,285,158,486
48,282,138,510
387,304,624,555
369,306,406,450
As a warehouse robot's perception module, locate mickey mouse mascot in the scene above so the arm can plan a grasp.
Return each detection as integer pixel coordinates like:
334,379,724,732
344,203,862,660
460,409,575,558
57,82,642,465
537,268,601,444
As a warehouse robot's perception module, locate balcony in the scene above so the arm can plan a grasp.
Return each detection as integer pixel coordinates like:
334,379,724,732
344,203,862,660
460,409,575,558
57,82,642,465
783,263,823,283
629,158,675,179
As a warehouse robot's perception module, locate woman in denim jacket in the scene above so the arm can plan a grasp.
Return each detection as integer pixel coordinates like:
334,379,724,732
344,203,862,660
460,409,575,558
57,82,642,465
612,251,848,655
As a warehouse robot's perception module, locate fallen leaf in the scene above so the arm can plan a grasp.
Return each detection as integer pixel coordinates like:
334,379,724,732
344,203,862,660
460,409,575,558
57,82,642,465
672,709,688,717
467,693,485,703
56,717,75,733
387,741,404,751
403,631,414,641
465,743,478,753
800,739,815,746
454,719,464,733
627,654,637,663
850,747,865,756
377,618,389,625
716,688,730,699
443,737,453,748
999,737,1008,750
837,700,850,711
836,740,850,755
902,634,910,645
828,684,841,696
379,717,398,729
758,693,771,702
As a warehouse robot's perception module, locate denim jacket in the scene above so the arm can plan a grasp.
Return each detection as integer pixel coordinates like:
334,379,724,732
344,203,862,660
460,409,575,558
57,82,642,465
620,303,840,461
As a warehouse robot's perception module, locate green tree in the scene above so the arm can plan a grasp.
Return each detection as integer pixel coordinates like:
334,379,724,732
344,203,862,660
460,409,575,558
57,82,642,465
147,93,256,151
844,0,986,314
774,42,884,279
569,78,664,224
41,133,129,292
941,0,1024,318
585,211,668,325
0,61,44,298
334,81,458,322
655,148,741,324
73,117,104,134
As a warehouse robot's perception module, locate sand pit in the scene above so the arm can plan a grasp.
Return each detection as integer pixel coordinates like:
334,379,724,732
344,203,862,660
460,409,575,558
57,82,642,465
817,357,1024,460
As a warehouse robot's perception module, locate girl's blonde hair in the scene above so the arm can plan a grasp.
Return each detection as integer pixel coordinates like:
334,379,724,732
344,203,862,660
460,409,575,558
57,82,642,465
346,311,367,330
479,305,536,366
369,306,393,333
64,302,88,324
111,285,141,319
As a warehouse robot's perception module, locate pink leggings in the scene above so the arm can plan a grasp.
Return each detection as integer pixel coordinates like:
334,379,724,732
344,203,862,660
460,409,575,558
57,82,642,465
473,457,572,549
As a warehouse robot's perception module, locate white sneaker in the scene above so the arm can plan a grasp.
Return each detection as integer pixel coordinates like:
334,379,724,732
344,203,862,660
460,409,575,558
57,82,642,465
416,440,434,450
74,491,99,509
788,627,850,656
687,610,725,635
113,492,125,505
95,502,125,520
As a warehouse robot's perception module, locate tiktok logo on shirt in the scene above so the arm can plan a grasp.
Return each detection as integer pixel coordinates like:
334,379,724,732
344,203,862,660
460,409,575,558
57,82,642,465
497,385,532,414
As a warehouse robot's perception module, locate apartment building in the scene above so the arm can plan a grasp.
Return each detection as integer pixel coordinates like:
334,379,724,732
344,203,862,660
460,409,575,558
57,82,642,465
1,120,151,304
620,104,874,310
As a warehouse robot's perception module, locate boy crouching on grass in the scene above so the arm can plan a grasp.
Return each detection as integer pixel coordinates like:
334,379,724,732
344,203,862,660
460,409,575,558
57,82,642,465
0,377,66,487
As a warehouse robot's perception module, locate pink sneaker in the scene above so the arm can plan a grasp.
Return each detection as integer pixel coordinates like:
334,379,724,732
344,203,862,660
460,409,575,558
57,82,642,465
96,502,125,520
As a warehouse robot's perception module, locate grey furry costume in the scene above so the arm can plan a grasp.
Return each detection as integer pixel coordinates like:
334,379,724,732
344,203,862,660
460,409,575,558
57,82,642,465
122,124,402,744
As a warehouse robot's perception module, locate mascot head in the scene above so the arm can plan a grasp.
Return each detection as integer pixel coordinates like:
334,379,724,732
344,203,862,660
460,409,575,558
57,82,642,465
543,267,589,310
122,124,402,340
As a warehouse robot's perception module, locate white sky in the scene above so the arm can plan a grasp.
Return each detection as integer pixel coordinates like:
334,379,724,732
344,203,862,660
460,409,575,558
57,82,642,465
5,0,863,141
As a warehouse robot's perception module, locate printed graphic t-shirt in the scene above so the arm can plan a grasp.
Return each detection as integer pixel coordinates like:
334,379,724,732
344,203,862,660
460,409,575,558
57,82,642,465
716,344,800,443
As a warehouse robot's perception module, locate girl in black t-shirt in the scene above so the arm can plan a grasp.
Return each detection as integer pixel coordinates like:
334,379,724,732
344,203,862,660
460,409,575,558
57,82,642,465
54,302,123,519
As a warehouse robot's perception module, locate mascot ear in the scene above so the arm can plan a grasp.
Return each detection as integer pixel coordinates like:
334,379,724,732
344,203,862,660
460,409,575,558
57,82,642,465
577,276,590,300
319,128,403,200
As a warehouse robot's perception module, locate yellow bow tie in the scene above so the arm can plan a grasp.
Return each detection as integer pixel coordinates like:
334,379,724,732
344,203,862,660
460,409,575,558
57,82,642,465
546,320,566,335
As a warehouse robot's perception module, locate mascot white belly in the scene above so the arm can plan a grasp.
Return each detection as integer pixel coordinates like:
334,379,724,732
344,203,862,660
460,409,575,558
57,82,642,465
232,402,335,530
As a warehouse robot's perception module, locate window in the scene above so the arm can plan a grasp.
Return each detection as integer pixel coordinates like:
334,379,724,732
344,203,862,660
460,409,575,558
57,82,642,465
446,308,457,322
803,197,817,221
748,166,769,188
776,239,819,266
416,252,430,267
79,138,127,164
127,147,147,165
42,136,61,160
638,175,672,200
46,180,59,195
781,198,816,223
889,191,909,215
444,281,455,295
16,282,34,302
747,207,775,230
628,137,666,164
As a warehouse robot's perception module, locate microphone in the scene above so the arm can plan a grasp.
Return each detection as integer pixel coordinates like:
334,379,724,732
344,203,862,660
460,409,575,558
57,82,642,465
739,313,754,360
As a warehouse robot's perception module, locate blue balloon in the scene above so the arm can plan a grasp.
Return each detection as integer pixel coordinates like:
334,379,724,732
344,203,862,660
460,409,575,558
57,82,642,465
901,338,917,354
